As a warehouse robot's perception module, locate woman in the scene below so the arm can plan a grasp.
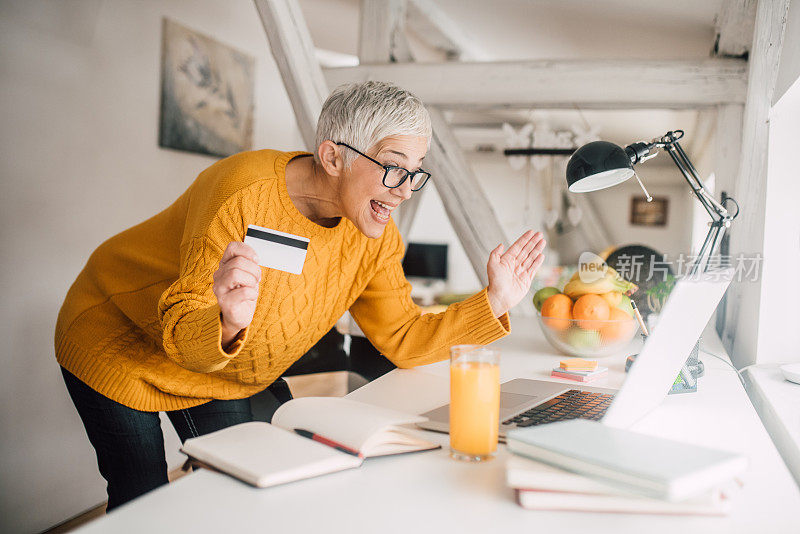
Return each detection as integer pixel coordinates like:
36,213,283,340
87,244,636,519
55,81,546,509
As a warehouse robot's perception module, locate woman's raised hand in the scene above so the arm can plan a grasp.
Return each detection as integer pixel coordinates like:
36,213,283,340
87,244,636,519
486,230,546,318
213,242,262,347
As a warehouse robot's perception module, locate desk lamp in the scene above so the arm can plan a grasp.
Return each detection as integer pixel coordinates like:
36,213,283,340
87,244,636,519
566,130,740,393
565,130,739,275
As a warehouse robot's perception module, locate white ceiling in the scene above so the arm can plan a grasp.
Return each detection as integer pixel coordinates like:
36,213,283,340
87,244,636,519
300,0,723,60
421,0,722,61
298,0,727,161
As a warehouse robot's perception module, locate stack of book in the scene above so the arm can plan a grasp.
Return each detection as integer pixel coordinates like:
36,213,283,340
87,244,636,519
551,358,607,383
505,420,746,515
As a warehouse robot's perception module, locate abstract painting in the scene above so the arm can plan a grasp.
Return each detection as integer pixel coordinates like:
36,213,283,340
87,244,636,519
159,18,255,158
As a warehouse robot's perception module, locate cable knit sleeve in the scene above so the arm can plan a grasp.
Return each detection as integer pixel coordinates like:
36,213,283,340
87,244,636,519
349,223,510,368
157,192,250,374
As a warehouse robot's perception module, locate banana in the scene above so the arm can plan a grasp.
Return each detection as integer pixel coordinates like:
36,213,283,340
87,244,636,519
569,265,624,282
564,271,638,299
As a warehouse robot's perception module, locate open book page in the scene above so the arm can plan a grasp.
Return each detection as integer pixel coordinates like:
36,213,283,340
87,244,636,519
361,426,438,457
181,422,361,488
271,397,437,457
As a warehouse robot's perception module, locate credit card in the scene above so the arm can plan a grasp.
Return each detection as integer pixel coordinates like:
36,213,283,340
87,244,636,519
243,224,309,275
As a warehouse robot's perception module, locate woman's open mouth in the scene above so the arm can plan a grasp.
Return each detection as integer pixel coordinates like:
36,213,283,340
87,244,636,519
370,199,395,223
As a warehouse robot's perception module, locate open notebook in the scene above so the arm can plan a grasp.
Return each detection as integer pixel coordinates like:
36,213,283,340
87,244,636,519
180,397,440,488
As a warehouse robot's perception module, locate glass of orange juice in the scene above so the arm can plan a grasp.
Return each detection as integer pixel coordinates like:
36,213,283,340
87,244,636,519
449,345,500,462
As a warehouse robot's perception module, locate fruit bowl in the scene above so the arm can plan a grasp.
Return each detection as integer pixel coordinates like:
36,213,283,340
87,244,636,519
536,314,639,357
532,262,641,358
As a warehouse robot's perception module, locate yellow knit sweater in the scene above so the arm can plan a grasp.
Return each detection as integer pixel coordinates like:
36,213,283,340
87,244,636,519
55,150,510,412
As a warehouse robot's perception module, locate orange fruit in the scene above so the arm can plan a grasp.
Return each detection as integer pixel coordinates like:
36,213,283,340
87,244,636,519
572,294,610,330
541,294,573,331
600,307,635,341
599,291,623,307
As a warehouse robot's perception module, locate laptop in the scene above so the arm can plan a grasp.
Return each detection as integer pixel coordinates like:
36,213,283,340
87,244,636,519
417,269,733,438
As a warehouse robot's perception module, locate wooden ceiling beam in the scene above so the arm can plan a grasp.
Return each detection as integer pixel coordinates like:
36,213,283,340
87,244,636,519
324,58,748,109
405,0,483,60
359,1,420,238
714,0,757,58
359,0,413,64
425,108,509,288
254,0,328,149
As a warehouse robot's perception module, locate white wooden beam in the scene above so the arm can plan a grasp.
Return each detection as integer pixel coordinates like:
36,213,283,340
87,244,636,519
711,102,744,344
358,1,420,239
405,0,483,60
713,104,744,203
688,108,718,161
714,0,757,58
721,0,791,368
393,187,424,238
324,59,749,109
254,0,329,149
359,0,413,63
425,108,508,288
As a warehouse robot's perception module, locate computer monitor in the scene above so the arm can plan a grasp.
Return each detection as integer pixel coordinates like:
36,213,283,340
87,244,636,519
402,242,448,280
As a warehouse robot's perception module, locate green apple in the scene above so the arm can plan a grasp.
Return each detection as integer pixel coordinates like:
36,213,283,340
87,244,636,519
533,287,561,312
566,328,601,349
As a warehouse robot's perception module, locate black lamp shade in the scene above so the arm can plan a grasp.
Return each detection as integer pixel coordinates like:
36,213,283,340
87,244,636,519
566,140,634,192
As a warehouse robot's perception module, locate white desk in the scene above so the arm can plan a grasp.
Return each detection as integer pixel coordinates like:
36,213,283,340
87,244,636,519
77,325,800,533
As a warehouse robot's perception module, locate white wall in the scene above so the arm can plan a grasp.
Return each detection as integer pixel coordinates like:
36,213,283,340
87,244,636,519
590,172,695,262
0,1,303,531
757,76,800,364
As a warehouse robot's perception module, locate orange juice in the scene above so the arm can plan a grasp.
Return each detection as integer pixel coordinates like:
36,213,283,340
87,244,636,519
449,361,500,459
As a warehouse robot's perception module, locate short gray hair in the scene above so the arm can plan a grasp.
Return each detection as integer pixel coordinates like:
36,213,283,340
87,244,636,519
315,81,432,168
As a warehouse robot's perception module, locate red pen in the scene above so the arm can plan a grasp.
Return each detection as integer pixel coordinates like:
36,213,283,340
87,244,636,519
294,428,363,458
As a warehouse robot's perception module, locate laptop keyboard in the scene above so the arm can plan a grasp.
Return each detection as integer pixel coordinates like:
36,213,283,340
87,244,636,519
502,389,614,427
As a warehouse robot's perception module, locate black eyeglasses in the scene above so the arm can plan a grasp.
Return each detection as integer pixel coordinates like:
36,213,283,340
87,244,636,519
336,142,431,191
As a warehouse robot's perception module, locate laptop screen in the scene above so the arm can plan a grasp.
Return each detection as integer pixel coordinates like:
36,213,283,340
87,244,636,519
601,269,733,428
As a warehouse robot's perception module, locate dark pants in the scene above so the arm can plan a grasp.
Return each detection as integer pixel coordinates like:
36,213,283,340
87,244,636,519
60,367,292,511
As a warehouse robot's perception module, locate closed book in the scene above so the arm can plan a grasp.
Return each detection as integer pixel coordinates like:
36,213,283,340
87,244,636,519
507,455,632,495
181,397,439,488
515,488,731,515
507,455,737,515
506,419,747,501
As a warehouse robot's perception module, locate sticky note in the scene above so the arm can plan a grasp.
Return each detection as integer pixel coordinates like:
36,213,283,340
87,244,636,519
560,358,598,371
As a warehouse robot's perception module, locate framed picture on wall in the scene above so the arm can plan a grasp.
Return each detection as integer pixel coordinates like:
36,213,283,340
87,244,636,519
159,18,255,158
630,197,668,227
